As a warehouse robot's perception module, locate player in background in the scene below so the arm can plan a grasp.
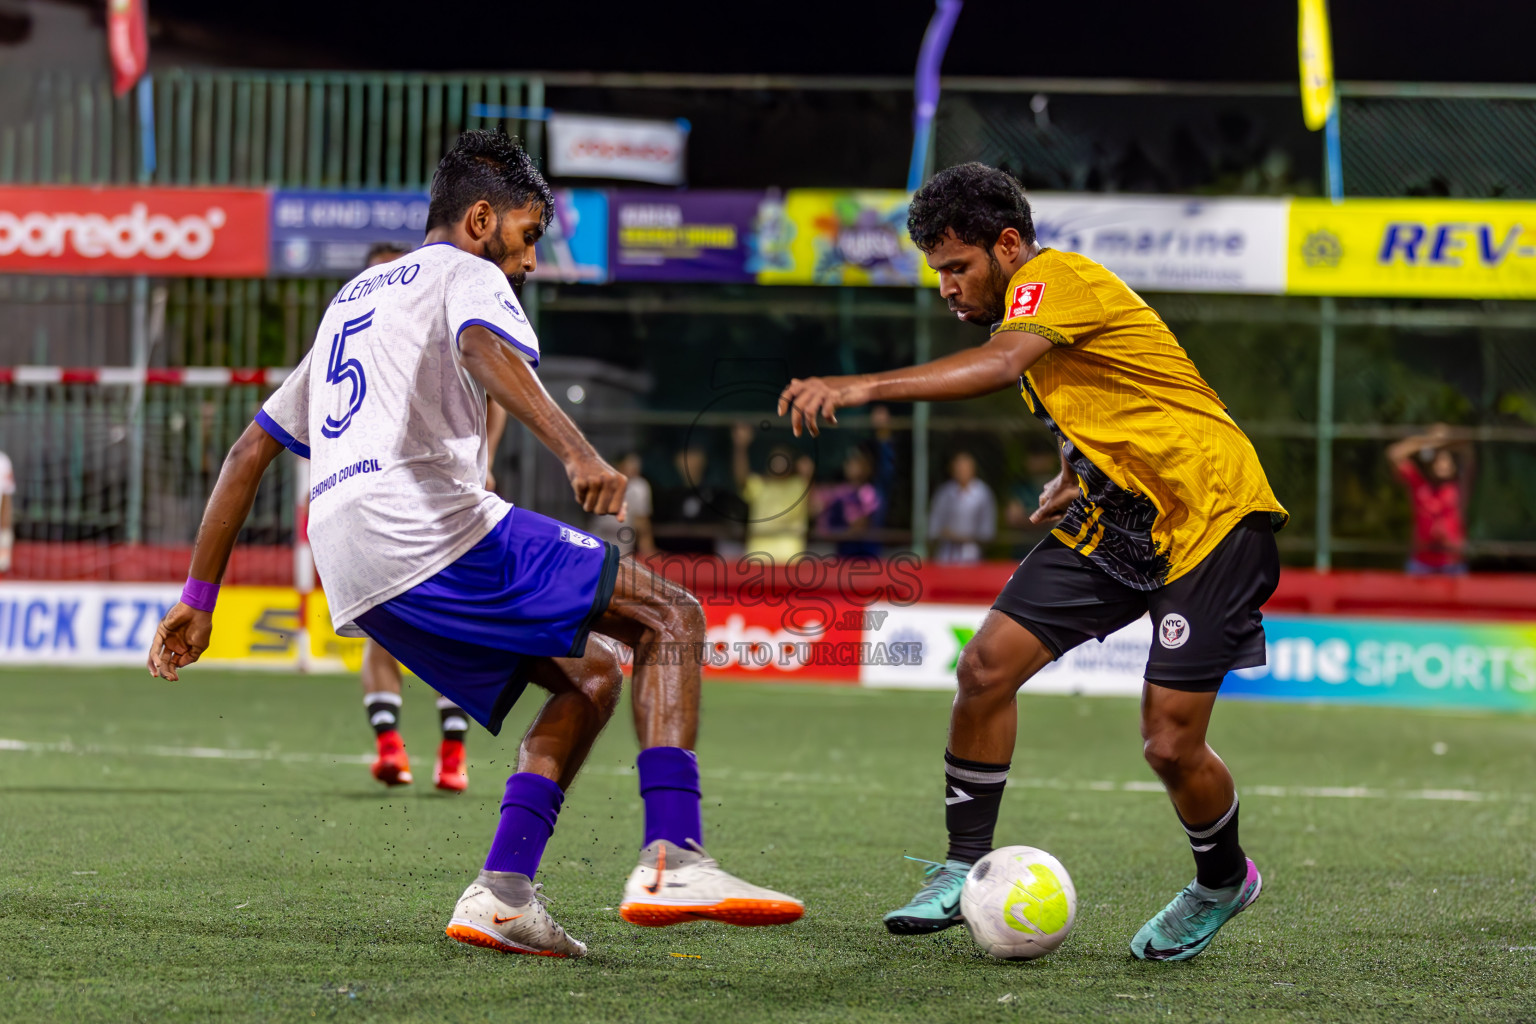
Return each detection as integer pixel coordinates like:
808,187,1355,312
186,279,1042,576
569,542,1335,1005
0,447,14,573
778,163,1286,962
147,131,802,958
354,241,502,792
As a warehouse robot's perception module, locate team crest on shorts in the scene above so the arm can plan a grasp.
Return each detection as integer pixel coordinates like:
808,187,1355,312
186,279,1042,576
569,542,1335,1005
1007,281,1046,319
1158,613,1190,649
559,526,601,549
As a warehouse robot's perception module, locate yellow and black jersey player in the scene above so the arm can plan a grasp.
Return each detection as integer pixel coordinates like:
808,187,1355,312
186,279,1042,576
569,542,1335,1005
776,162,1286,962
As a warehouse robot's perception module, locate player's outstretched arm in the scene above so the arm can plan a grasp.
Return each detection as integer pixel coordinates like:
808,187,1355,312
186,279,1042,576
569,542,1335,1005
459,325,627,518
777,330,1054,437
148,422,286,680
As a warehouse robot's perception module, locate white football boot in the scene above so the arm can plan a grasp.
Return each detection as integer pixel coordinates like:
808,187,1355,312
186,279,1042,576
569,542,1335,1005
445,870,587,958
619,839,804,927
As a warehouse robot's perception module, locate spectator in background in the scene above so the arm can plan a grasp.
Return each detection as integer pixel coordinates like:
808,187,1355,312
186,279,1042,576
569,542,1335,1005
589,452,655,558
365,241,411,266
0,447,13,573
810,405,896,558
813,444,883,558
1387,423,1471,575
733,422,813,563
929,451,996,564
653,444,745,556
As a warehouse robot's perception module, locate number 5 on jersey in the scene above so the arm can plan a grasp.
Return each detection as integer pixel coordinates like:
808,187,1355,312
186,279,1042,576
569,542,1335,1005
322,309,372,438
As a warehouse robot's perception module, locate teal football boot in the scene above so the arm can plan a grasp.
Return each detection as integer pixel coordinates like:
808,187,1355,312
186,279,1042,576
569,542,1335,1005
883,857,970,935
1131,858,1262,961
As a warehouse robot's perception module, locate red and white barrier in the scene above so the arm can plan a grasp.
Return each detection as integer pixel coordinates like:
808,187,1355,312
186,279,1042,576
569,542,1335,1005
0,366,291,386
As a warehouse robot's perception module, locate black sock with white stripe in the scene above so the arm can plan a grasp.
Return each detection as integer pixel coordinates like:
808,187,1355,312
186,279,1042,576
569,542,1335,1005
1181,796,1245,889
437,697,468,742
364,692,402,736
944,750,1010,865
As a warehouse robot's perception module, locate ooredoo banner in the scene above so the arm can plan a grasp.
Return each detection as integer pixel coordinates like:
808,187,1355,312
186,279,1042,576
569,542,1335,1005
0,186,270,277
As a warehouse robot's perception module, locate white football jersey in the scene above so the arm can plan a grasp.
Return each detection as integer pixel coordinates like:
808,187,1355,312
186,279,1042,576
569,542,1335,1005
257,242,537,627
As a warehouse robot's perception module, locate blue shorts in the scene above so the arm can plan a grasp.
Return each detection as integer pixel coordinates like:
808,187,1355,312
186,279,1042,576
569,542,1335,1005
354,508,619,735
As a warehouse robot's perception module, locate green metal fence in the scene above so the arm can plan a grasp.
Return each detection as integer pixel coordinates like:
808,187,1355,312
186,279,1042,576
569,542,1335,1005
1,71,1534,572
0,69,544,188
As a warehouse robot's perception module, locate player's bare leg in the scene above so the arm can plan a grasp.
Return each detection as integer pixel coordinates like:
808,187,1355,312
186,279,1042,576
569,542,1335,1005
446,637,624,958
1130,682,1260,961
886,610,1053,933
595,559,802,927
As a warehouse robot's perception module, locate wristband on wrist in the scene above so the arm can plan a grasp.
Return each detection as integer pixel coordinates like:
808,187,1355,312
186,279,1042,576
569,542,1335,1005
181,576,220,612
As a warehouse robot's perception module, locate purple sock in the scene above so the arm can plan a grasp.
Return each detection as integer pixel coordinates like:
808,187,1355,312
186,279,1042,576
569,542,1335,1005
483,772,564,879
637,746,704,848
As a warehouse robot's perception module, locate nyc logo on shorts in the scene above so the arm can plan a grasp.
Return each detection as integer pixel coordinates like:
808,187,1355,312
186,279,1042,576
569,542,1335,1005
1008,282,1046,319
559,526,601,549
1158,613,1191,649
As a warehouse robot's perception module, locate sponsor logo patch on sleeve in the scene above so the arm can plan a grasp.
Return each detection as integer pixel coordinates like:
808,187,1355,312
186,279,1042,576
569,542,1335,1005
1008,282,1046,319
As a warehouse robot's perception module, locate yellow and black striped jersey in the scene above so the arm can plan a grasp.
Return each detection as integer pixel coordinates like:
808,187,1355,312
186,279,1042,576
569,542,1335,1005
994,248,1287,590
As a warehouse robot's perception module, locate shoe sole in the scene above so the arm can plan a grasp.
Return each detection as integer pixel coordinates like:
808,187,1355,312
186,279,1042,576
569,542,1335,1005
372,764,412,786
445,920,577,957
434,773,467,792
883,913,964,936
620,899,804,927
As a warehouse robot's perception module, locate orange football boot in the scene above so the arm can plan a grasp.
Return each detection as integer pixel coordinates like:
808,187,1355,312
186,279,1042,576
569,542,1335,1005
434,738,468,792
371,729,413,786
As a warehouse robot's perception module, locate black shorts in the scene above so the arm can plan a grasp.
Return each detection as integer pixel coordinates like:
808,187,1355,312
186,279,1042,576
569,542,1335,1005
992,511,1281,692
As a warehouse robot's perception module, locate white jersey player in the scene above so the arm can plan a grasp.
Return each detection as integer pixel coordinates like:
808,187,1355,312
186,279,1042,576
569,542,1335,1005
147,131,802,958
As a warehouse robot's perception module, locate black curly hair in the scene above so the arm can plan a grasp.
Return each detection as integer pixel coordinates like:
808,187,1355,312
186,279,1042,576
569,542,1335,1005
907,162,1034,255
426,130,555,233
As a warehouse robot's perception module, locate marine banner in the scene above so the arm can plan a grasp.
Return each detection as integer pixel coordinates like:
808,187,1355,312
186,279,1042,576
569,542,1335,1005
755,190,939,287
609,190,768,283
1286,198,1536,299
1031,193,1288,294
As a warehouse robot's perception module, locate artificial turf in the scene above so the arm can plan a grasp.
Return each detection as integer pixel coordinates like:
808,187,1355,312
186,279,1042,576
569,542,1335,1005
0,667,1532,1023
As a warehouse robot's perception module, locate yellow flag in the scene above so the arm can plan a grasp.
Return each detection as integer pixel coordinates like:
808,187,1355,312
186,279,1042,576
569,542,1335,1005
1298,0,1335,131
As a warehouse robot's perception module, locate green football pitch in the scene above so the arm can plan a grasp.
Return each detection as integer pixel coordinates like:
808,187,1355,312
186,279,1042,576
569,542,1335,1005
1,668,1533,1023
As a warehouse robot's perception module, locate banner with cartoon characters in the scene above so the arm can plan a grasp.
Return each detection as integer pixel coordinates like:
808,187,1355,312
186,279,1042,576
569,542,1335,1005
753,190,939,287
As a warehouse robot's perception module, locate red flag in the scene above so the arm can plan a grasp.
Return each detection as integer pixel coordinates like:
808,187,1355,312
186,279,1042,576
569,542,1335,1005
107,0,148,97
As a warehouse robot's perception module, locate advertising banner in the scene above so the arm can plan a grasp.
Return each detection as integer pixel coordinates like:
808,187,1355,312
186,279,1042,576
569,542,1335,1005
609,191,768,283
697,598,863,684
1032,193,1288,294
0,186,270,277
1287,198,1536,299
756,190,939,287
0,583,356,670
527,188,610,284
1226,614,1536,712
548,114,688,186
270,190,429,278
859,603,1147,695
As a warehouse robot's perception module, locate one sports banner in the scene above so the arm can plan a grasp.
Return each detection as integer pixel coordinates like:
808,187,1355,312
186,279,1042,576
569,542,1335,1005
1287,198,1536,299
609,191,769,283
270,190,430,278
855,602,1536,715
1031,193,1288,294
0,186,270,277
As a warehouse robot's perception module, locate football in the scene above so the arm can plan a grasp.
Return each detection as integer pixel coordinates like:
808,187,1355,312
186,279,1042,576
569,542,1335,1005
960,846,1078,960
